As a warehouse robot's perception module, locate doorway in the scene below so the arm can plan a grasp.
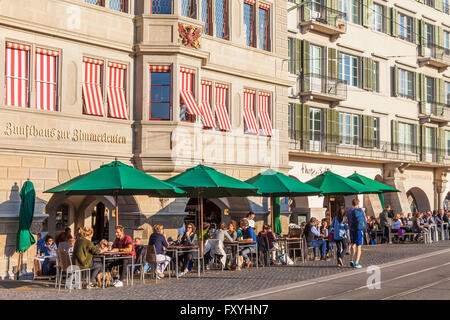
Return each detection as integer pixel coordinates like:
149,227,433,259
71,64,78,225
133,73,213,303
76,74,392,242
184,198,223,230
91,202,109,242
324,195,345,219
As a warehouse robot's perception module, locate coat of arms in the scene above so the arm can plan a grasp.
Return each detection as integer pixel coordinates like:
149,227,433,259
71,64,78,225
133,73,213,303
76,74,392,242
178,23,201,49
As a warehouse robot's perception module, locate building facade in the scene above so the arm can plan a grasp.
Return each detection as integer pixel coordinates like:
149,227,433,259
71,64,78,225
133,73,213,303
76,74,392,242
0,0,292,278
286,0,450,223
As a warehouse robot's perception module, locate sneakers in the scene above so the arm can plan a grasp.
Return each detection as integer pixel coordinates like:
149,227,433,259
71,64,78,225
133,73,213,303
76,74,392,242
350,259,355,267
85,282,96,289
113,279,123,288
337,258,343,267
155,270,165,279
244,260,252,268
354,263,362,269
177,269,188,277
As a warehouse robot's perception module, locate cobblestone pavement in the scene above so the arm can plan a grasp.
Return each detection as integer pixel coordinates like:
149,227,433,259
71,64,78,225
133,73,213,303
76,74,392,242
1,241,449,300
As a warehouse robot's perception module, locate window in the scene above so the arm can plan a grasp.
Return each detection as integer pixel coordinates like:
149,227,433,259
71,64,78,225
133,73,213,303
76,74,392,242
446,82,450,105
82,57,105,116
85,0,104,6
202,0,212,36
398,69,414,100
372,3,386,33
107,62,128,119
426,76,435,102
179,67,201,122
447,131,450,157
424,23,434,55
339,0,360,24
445,0,449,14
182,0,196,18
424,0,434,7
309,108,322,151
5,42,30,108
35,48,59,111
339,53,358,87
398,122,414,153
339,113,359,146
398,14,414,43
258,3,270,51
149,66,171,120
288,103,297,140
258,92,272,136
151,0,172,13
214,83,232,131
288,38,297,74
109,0,128,13
215,0,229,39
244,0,256,47
373,117,380,148
445,31,450,50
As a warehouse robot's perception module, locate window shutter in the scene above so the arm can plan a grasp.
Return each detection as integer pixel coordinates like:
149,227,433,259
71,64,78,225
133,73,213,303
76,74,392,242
302,1,310,21
386,7,392,35
330,0,339,11
420,125,426,160
391,8,398,37
437,27,445,60
301,104,310,151
302,40,310,75
435,0,443,11
295,39,302,75
419,74,426,114
415,72,421,102
362,115,375,148
391,120,398,151
415,19,421,46
295,103,302,140
326,109,339,153
362,57,374,91
437,128,446,163
372,60,378,92
393,66,398,97
328,48,338,79
362,0,373,27
437,78,445,116
419,20,426,56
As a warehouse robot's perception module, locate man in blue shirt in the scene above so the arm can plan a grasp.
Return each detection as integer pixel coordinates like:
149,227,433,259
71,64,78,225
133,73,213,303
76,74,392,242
348,198,366,268
238,219,258,269
304,217,328,260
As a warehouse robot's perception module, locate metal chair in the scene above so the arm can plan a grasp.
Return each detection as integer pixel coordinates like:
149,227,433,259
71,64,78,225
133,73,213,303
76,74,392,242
33,258,55,281
126,245,146,286
55,249,90,292
144,245,171,282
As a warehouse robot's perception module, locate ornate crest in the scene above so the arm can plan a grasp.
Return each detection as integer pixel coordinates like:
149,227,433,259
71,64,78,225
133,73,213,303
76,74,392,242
178,23,201,49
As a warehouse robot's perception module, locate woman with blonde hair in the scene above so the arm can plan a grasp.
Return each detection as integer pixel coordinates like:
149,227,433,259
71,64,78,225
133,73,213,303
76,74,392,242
72,227,106,288
148,224,171,279
391,213,403,242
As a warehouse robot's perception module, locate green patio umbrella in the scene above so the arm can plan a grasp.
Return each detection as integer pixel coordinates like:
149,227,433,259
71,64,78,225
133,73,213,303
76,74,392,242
271,197,282,235
16,180,36,279
45,160,186,226
305,170,373,222
245,168,321,234
347,172,400,211
165,164,260,248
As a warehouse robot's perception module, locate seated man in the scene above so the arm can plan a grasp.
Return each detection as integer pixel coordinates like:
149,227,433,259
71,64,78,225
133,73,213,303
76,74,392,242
238,219,258,269
42,236,58,276
107,225,136,288
67,237,76,255
304,218,328,261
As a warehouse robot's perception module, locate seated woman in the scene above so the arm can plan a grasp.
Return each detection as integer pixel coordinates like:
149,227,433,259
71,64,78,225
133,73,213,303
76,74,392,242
204,222,234,268
227,221,238,241
72,227,106,288
257,224,277,265
391,214,403,242
148,224,171,279
176,223,198,277
412,212,429,241
42,236,58,276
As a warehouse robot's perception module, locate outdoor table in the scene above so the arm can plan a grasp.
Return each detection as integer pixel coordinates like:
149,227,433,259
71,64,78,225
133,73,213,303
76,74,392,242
438,222,449,240
429,223,439,242
166,245,201,279
223,241,258,269
95,251,134,289
276,237,303,264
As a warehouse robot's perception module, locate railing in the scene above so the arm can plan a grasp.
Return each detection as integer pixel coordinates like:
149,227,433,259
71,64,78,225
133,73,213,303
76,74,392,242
420,101,450,119
299,2,347,31
419,43,450,65
288,133,448,164
301,73,347,99
84,0,128,13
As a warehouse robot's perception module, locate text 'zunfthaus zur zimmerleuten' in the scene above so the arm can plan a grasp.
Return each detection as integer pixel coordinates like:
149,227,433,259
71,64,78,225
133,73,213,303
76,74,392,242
3,122,127,144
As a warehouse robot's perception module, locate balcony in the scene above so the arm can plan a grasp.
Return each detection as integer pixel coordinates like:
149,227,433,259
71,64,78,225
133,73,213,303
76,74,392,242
288,133,448,165
84,0,129,13
298,3,347,41
418,43,450,72
418,102,450,125
300,73,347,102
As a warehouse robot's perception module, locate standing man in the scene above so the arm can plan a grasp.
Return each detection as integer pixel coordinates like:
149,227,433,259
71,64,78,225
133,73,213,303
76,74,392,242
379,204,391,244
109,225,136,287
348,199,367,269
244,212,256,230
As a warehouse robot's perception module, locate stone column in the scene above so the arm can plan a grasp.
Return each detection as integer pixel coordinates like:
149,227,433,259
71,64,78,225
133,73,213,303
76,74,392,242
433,168,448,210
382,163,411,214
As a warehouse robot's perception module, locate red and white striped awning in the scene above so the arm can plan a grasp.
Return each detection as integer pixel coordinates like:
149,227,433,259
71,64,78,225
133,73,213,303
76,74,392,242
180,67,202,115
35,48,59,111
5,42,30,108
258,92,272,136
259,2,270,10
200,80,216,128
149,65,171,73
244,0,256,5
243,89,259,134
82,57,105,116
107,62,128,119
215,84,232,131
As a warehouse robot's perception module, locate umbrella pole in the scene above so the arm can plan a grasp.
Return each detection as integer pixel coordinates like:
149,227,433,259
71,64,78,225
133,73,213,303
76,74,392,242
328,197,332,226
270,197,274,231
16,252,22,280
114,191,119,227
200,192,204,255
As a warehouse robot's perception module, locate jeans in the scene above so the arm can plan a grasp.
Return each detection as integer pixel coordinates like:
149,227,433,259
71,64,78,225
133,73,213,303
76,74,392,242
335,239,347,262
89,261,102,283
107,257,132,281
239,246,256,263
308,240,327,258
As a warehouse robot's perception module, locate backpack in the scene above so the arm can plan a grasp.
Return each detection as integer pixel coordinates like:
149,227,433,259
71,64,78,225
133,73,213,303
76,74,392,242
351,208,367,231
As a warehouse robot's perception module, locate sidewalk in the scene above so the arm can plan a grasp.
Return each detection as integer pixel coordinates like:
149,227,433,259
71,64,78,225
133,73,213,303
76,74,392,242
0,240,449,300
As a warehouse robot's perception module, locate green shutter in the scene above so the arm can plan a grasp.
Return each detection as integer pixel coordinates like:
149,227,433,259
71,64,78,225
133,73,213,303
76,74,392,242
393,65,398,97
391,8,398,37
301,104,310,151
302,40,311,75
437,78,445,116
419,20,425,56
326,109,339,153
415,19,421,46
362,115,375,148
420,125,426,160
362,57,375,91
329,0,339,11
391,120,398,151
386,7,392,35
328,48,338,79
415,72,421,102
437,27,445,61
435,0,443,11
295,103,302,141
363,0,373,27
372,60,378,92
420,74,426,114
302,1,310,22
437,128,446,163
295,39,301,75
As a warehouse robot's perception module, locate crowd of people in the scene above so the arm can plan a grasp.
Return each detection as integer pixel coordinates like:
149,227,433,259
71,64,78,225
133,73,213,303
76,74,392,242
35,205,449,289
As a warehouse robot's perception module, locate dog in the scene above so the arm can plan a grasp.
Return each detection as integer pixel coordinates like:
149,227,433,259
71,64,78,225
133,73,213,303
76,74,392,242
95,271,114,287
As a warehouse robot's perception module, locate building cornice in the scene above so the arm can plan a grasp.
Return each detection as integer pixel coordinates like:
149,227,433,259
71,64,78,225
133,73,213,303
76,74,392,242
395,60,418,70
393,4,417,15
336,42,365,54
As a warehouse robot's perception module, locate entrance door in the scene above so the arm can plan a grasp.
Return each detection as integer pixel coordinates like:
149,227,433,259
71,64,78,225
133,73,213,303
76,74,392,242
185,198,223,232
92,202,109,242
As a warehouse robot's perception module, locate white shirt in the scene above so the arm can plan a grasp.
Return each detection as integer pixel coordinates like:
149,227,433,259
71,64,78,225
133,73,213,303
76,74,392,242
244,218,255,228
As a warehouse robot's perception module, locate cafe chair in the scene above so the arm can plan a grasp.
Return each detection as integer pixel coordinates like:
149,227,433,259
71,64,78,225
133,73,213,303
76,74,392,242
256,235,270,267
145,245,171,282
55,249,90,292
33,258,55,281
126,245,146,286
